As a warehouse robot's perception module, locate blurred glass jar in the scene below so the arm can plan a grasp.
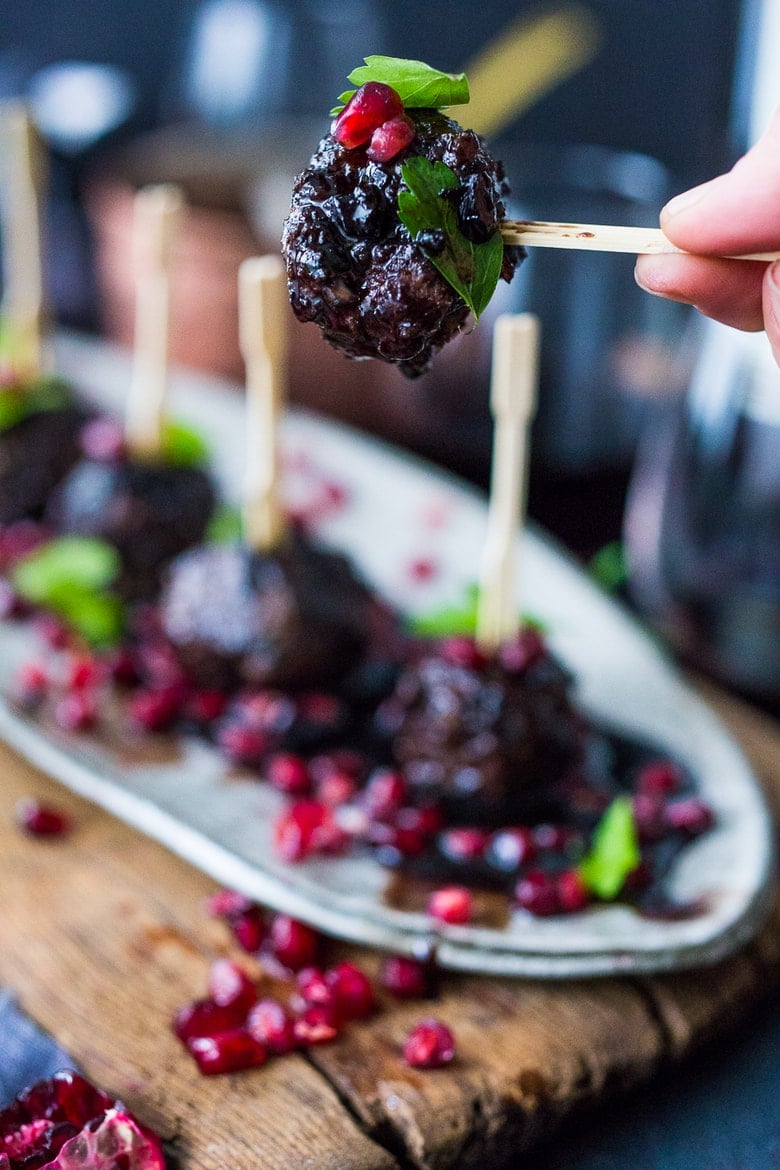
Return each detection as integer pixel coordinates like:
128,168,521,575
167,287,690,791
624,320,780,711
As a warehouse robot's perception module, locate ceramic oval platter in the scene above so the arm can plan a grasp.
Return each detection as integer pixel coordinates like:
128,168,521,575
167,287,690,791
0,332,773,978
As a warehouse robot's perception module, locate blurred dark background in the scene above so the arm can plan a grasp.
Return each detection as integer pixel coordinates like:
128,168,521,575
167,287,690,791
1,0,778,709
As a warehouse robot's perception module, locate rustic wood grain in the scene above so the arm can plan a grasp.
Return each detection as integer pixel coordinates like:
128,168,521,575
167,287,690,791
0,682,778,1170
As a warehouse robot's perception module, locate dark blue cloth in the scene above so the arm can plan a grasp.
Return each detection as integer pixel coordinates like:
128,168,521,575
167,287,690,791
0,990,75,1103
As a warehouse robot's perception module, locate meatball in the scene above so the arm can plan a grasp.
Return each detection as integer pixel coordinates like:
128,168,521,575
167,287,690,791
0,405,86,524
45,458,215,601
282,110,523,377
159,537,375,693
381,631,584,824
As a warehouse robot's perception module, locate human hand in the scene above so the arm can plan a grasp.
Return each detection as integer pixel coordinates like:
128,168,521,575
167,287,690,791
635,107,780,366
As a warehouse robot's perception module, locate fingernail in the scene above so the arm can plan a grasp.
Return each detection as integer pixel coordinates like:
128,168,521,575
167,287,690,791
634,259,663,295
662,179,716,219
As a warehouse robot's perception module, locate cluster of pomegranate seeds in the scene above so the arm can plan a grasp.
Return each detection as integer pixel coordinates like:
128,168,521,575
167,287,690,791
0,1070,165,1170
402,1018,456,1069
427,885,473,926
514,868,590,917
177,890,442,1077
15,796,72,838
332,82,416,163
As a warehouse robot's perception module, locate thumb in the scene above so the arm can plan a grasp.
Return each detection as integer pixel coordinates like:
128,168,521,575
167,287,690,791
660,107,780,256
765,261,780,366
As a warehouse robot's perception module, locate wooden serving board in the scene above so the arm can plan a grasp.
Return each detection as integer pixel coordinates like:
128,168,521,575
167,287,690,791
0,676,778,1170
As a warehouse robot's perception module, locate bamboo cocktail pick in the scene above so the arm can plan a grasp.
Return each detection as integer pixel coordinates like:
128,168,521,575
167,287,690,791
125,184,185,459
499,220,780,261
0,102,47,376
476,313,540,654
238,255,289,552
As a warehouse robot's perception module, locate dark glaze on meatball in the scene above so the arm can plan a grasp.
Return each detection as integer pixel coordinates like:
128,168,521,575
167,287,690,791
382,633,585,824
160,537,374,693
45,458,215,601
282,110,523,377
0,406,86,524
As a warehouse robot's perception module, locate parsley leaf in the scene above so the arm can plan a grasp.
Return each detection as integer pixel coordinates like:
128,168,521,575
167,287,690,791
331,56,470,115
578,797,641,901
409,582,546,638
0,375,73,434
160,420,210,468
398,157,503,319
13,537,126,648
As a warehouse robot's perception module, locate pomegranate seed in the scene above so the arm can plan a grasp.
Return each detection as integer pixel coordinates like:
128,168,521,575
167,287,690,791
438,827,490,863
439,636,486,670
333,82,404,149
128,687,181,732
187,1029,267,1075
207,959,258,1013
317,768,357,807
185,689,227,724
380,955,430,999
15,660,49,704
295,966,333,1008
427,885,473,925
173,997,247,1041
204,888,253,919
487,826,536,871
108,648,138,686
632,794,669,843
366,112,416,162
362,768,406,820
0,519,49,567
54,691,97,731
556,868,590,913
231,907,266,953
514,869,560,916
246,999,298,1054
269,914,319,971
293,1004,339,1045
233,689,297,734
498,628,546,673
402,1018,455,1069
266,751,311,795
34,613,70,650
217,721,270,766
636,759,682,797
274,800,330,863
15,797,72,837
79,417,126,461
665,798,714,836
326,961,374,1019
66,655,101,691
407,557,437,583
399,804,443,837
297,692,344,730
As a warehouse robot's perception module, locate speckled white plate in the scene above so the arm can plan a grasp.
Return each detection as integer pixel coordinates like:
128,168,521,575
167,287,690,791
0,333,773,978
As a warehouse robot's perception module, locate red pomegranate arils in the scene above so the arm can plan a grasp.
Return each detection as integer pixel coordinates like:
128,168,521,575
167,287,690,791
231,907,267,954
326,961,374,1020
427,885,473,926
333,81,404,149
636,759,682,798
187,1029,267,1075
366,112,416,162
204,887,253,919
15,797,72,838
556,868,590,913
173,997,248,1042
207,958,258,1012
402,1018,455,1069
267,751,311,794
293,1004,339,1045
295,966,333,1009
514,869,560,916
380,954,431,1000
54,691,97,732
246,999,298,1054
269,914,319,971
665,797,715,836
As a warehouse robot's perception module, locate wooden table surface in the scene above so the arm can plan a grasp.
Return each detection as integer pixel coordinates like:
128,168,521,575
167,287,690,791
1,677,778,1170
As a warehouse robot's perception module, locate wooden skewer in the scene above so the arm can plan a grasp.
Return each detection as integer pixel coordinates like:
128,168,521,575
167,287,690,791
0,101,47,376
500,220,780,262
125,183,184,460
239,254,289,553
476,313,540,653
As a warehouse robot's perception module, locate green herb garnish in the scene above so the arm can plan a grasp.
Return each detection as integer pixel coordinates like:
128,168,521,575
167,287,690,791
160,420,210,469
206,503,243,543
13,536,126,648
330,56,470,116
409,582,546,639
0,375,73,434
588,541,628,595
397,157,504,320
578,796,641,901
